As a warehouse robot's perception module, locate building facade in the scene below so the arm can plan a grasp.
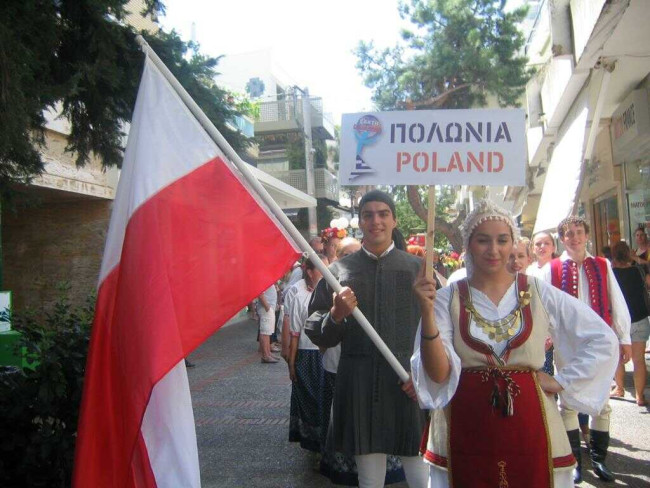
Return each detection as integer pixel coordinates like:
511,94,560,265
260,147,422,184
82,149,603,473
2,8,314,314
217,50,340,228
513,0,650,254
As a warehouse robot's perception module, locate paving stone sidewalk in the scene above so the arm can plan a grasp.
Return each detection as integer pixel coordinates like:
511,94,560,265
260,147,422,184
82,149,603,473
189,318,650,488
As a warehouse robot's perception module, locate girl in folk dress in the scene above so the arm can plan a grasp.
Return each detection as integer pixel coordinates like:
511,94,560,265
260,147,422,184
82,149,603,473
526,231,557,277
410,200,618,488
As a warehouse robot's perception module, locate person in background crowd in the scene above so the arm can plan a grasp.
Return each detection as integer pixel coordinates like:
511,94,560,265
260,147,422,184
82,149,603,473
526,231,557,278
287,254,328,453
507,237,533,274
432,250,448,279
322,227,347,263
527,232,559,378
306,190,428,488
282,237,327,359
632,227,650,289
610,241,649,406
337,236,362,259
601,246,612,262
411,199,618,488
542,216,631,483
310,236,324,254
633,226,649,264
286,261,304,289
258,282,279,364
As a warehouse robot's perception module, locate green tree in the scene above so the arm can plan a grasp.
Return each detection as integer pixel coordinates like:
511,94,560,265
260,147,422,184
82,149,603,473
388,185,456,249
356,0,531,250
286,136,328,170
0,286,95,487
0,0,249,198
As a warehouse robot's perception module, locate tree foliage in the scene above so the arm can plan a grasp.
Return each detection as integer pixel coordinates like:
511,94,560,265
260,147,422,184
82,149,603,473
286,136,328,171
0,0,250,197
0,286,94,487
355,0,531,250
356,0,531,110
387,185,457,248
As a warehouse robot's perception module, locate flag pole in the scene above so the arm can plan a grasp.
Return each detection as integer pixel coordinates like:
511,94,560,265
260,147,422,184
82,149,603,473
135,36,409,382
425,186,436,280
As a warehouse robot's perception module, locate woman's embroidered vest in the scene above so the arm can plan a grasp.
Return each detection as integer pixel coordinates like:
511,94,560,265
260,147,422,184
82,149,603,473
422,276,574,479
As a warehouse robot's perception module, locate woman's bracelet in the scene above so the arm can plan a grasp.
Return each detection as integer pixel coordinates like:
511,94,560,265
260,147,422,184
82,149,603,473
421,330,440,341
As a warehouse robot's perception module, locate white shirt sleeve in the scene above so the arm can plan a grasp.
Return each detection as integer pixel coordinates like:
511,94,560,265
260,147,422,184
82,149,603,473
410,286,462,410
535,279,619,416
605,259,632,345
283,283,298,317
287,289,303,337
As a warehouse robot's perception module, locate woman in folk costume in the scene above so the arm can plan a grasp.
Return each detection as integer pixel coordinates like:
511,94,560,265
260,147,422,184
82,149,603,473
287,254,328,452
410,200,618,488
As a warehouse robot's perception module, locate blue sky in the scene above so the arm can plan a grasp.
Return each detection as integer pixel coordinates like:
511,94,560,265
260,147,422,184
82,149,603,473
160,0,410,123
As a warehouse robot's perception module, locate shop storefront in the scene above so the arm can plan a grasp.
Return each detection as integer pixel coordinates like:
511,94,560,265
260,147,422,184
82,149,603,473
624,160,650,234
611,87,650,242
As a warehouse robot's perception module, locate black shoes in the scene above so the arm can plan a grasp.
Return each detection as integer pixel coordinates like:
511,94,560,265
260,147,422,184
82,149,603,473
590,430,615,482
567,429,582,484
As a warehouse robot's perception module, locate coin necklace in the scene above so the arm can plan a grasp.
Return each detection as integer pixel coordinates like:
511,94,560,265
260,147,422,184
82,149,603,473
464,290,530,343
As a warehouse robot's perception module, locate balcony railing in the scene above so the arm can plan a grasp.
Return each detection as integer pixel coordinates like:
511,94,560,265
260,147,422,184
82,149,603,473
262,167,339,203
255,97,336,140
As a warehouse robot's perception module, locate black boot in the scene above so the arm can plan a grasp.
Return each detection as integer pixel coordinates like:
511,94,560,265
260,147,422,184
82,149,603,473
567,429,582,484
590,430,615,482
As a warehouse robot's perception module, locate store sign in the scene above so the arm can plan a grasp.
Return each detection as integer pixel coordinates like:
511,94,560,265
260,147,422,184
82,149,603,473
628,189,649,230
611,89,650,164
339,109,526,186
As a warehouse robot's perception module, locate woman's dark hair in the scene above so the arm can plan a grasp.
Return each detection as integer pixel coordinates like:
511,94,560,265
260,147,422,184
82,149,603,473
303,253,328,284
602,246,612,260
612,241,631,263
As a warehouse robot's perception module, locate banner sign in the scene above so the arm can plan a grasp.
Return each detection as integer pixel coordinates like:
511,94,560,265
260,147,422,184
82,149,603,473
339,109,526,186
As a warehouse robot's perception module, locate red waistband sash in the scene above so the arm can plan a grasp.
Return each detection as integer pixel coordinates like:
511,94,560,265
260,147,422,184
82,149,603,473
448,368,553,488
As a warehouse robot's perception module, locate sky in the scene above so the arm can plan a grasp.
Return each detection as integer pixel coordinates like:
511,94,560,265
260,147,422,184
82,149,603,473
160,0,410,124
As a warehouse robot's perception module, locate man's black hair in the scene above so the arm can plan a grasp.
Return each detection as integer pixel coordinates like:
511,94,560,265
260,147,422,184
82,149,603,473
358,190,396,217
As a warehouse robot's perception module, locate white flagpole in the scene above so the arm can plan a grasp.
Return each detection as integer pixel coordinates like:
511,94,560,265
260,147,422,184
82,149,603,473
135,36,409,382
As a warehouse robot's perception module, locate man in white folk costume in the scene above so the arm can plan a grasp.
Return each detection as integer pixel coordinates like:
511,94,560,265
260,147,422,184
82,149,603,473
411,200,618,488
542,216,631,483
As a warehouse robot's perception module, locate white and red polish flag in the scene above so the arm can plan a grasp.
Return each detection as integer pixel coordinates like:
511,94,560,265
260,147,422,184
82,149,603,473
73,57,301,487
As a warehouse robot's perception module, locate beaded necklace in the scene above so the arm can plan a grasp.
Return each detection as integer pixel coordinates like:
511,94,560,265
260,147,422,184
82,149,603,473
464,288,532,343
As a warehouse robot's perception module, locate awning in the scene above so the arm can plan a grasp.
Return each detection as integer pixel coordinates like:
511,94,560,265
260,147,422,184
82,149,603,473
248,165,317,210
533,105,589,233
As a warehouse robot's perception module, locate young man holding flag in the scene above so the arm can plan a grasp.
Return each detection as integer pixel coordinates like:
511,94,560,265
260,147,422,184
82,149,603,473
306,190,428,488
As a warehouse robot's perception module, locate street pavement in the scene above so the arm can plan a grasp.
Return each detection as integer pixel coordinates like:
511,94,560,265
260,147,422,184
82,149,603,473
189,318,650,488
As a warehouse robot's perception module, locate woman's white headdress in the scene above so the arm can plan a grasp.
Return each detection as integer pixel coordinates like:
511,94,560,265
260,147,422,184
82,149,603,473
459,199,520,276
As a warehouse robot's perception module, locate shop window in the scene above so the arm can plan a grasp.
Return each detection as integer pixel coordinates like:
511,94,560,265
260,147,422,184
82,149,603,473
624,159,650,238
593,195,620,257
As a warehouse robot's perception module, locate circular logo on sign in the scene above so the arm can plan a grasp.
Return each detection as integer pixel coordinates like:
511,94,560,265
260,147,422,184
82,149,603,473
353,115,382,141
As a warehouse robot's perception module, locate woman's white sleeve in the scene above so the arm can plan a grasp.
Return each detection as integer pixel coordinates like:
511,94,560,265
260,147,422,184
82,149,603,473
538,279,619,416
410,287,462,410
